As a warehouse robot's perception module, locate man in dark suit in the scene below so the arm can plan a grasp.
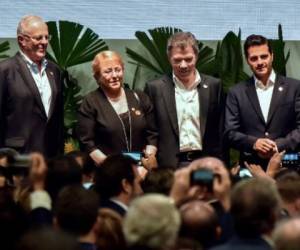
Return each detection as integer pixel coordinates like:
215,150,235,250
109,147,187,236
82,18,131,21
94,154,143,217
225,34,300,168
0,15,63,158
145,32,224,168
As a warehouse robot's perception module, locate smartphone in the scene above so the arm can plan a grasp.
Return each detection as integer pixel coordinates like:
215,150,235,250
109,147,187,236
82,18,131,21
190,169,214,191
122,152,143,162
239,168,253,178
282,152,300,168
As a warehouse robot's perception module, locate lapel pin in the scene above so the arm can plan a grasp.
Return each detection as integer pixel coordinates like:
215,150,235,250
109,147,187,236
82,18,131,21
203,84,208,89
135,110,141,116
278,86,283,91
49,71,54,76
131,107,136,111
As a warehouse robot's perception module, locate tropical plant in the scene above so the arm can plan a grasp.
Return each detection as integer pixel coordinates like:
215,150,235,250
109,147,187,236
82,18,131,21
0,40,10,59
126,27,215,84
270,24,290,76
46,20,109,150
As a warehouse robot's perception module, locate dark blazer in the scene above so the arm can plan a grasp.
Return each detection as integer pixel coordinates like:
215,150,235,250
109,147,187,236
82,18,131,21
225,75,300,164
100,199,126,217
145,74,225,167
0,52,63,158
77,87,157,155
210,235,272,250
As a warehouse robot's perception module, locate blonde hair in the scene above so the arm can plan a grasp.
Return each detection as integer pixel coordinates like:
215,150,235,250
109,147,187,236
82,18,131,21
92,50,124,80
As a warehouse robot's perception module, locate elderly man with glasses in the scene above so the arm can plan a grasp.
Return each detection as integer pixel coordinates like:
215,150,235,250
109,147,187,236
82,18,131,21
0,15,63,158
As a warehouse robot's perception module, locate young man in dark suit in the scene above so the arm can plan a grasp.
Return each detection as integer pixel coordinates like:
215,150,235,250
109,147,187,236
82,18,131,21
225,34,300,169
145,32,225,168
0,15,63,158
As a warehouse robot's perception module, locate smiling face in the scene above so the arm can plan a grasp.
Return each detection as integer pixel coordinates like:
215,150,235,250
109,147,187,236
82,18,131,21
94,53,124,97
18,19,49,65
246,44,273,83
169,45,197,85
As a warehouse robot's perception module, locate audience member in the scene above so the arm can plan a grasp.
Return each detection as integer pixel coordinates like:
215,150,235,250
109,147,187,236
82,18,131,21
272,217,300,250
123,194,180,250
211,178,281,250
54,185,100,250
94,154,143,217
96,208,126,250
179,199,220,249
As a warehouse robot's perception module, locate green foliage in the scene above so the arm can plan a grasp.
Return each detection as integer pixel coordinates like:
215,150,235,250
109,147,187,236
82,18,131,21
47,20,108,70
270,24,290,76
126,27,215,81
0,41,10,59
46,21,109,150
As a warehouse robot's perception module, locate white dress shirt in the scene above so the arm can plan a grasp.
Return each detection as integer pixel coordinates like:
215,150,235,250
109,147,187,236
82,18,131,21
20,50,52,117
254,70,276,122
173,70,202,152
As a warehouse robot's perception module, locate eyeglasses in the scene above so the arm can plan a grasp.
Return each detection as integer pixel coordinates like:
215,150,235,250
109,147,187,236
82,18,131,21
22,34,52,42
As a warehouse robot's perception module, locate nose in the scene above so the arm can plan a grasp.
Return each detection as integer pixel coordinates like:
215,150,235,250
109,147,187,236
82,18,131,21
179,60,187,68
112,70,118,78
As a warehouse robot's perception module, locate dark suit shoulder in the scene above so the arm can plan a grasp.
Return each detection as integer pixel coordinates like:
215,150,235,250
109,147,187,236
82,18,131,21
146,74,172,87
200,73,221,85
278,74,300,86
0,54,19,70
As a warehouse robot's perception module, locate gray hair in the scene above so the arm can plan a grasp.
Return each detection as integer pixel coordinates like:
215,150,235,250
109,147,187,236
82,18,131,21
17,15,44,36
123,194,180,249
167,32,199,58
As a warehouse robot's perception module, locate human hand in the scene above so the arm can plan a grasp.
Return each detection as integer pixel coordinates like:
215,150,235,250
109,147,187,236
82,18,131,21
254,138,278,156
89,149,107,166
141,154,158,171
29,152,48,190
244,161,268,178
266,151,285,178
230,162,240,176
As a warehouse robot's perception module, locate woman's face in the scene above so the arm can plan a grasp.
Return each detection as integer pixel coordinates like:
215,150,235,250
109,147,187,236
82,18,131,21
97,56,124,96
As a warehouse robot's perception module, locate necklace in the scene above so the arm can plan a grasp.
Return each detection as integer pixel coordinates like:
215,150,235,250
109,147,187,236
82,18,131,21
107,89,132,152
116,109,132,152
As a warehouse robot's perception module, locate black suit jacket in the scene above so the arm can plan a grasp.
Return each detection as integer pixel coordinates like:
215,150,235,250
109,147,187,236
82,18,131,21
225,75,300,164
210,235,272,250
77,87,157,155
0,53,63,158
145,74,225,167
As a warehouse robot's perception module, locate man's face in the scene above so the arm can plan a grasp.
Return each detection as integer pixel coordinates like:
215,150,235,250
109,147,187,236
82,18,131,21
97,56,124,95
19,21,49,64
169,45,197,83
246,44,273,81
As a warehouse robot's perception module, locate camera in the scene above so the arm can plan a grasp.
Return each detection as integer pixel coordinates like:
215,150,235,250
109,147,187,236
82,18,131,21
190,169,214,191
0,148,31,176
282,152,300,171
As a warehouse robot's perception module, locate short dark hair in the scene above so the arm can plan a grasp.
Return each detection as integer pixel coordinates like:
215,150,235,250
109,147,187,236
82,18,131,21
244,34,272,58
231,178,281,237
54,185,99,236
94,154,137,199
167,32,199,58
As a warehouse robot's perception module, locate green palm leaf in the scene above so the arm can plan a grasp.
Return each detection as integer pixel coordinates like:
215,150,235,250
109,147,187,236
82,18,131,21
126,27,214,77
0,41,10,59
46,20,108,70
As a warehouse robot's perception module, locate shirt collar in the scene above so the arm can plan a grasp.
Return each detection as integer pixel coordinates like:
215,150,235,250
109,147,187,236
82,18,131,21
173,70,201,90
110,198,128,211
254,69,276,90
19,50,48,72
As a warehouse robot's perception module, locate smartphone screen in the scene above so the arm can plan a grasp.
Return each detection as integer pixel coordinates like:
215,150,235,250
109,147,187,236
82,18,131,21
122,152,142,161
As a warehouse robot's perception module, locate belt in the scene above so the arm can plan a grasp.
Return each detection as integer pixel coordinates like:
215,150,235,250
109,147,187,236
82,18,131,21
177,150,203,162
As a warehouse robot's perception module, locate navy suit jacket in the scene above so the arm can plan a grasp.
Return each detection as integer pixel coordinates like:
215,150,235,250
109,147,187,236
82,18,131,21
145,74,225,167
0,53,63,158
225,75,300,165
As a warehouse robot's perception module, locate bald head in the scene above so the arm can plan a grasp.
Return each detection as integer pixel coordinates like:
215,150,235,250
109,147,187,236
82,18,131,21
273,218,300,250
179,200,219,247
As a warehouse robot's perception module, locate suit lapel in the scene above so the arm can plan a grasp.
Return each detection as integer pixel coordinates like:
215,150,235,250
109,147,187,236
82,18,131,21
245,77,266,124
15,53,47,119
266,75,285,126
46,66,58,119
161,76,179,136
198,74,210,138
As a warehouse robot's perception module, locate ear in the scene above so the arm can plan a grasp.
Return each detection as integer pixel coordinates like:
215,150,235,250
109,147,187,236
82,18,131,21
121,179,132,194
17,35,26,48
